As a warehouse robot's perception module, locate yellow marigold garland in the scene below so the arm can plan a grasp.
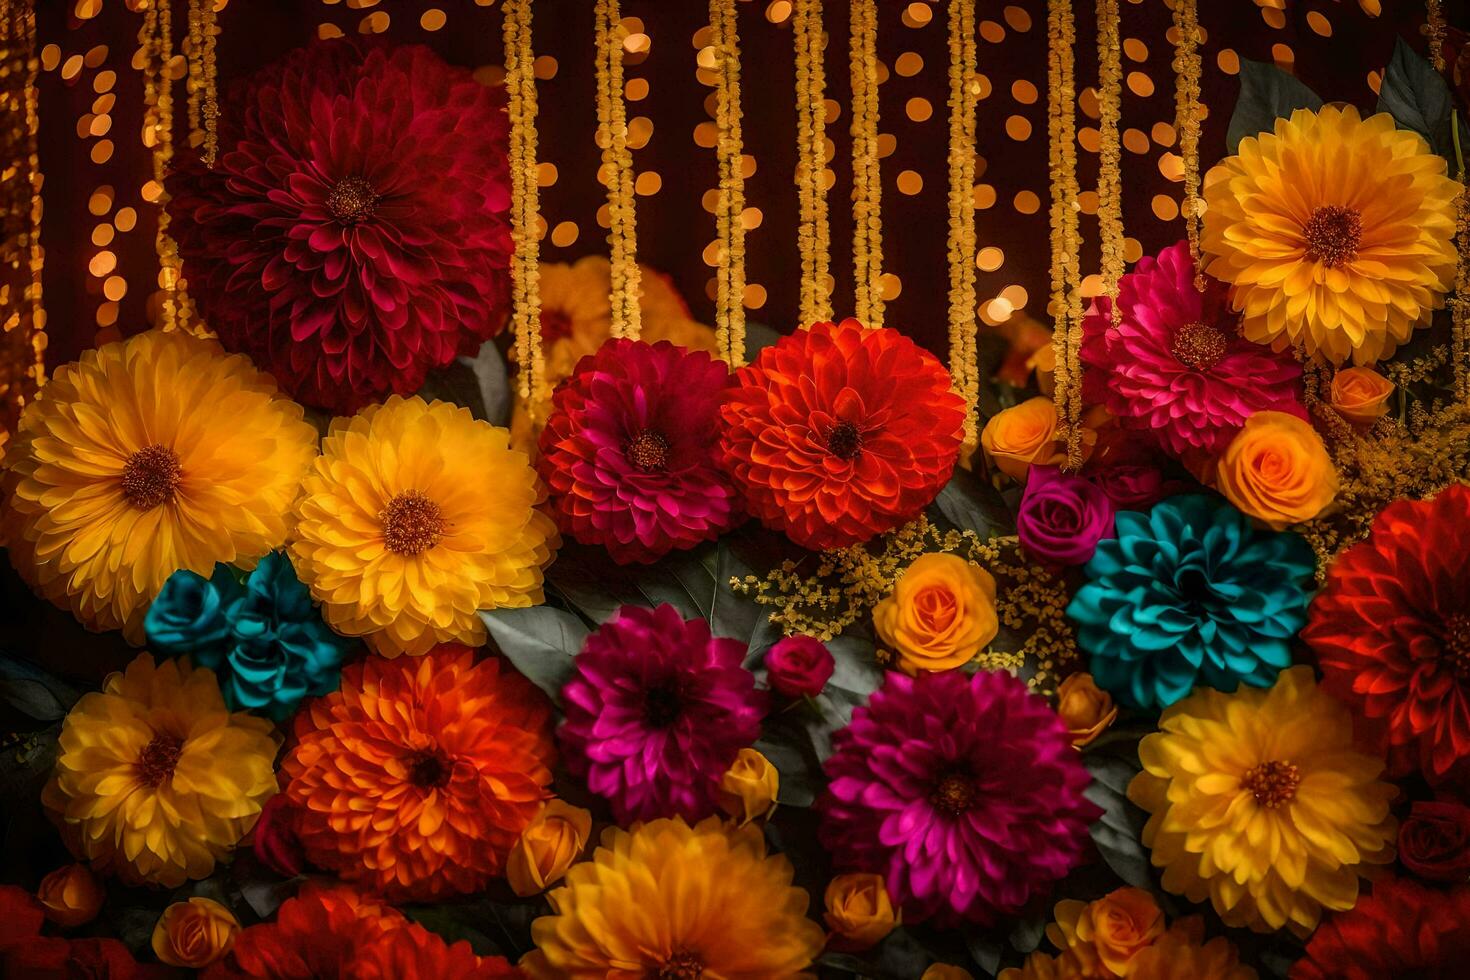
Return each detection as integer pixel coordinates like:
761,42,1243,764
1046,0,1083,468
1431,0,1470,402
710,0,747,366
792,0,832,325
184,0,218,166
1426,0,1447,73
504,0,547,405
595,0,642,340
946,0,980,451
1172,0,1204,287
0,0,45,399
1095,0,1125,323
848,0,883,329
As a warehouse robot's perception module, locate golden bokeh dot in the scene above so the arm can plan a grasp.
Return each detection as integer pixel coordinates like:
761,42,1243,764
1077,190,1099,214
875,62,891,85
624,33,651,55
896,170,923,195
91,223,114,247
1307,11,1333,36
691,26,713,48
626,77,649,101
142,180,163,203
1080,274,1105,299
89,251,117,278
766,1,793,24
1002,5,1031,31
1078,126,1101,153
1078,87,1100,119
1359,0,1382,14
1005,115,1032,141
704,278,719,301
1011,79,1038,104
876,133,898,158
74,0,101,16
696,45,717,71
114,206,137,232
979,20,1005,44
740,155,757,178
1124,237,1143,263
1367,69,1382,95
634,171,662,196
1001,284,1029,309
318,24,345,40
93,93,115,115
974,73,992,99
1013,190,1040,215
1123,128,1150,154
896,52,924,77
701,241,721,267
1159,152,1184,181
1262,7,1287,29
90,140,114,164
701,189,721,214
41,44,60,72
75,114,94,139
1151,194,1180,221
84,46,108,69
984,297,1015,324
96,302,120,329
740,206,764,230
535,56,559,80
358,11,390,34
902,3,933,28
906,97,933,122
1272,43,1295,68
536,162,558,187
550,221,579,248
976,246,1005,272
596,204,612,228
824,99,841,124
419,9,446,31
1217,48,1240,75
972,183,996,209
693,121,718,148
742,283,768,309
535,215,549,241
1151,121,1177,146
93,70,116,94
878,273,902,301
90,115,111,137
628,116,654,149
1126,71,1155,98
61,54,83,81
1123,38,1148,62
822,168,836,191
103,276,128,303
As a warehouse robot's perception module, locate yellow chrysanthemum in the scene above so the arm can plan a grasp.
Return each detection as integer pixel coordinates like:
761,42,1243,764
1201,105,1460,365
0,330,317,640
522,816,825,978
289,395,558,657
42,654,279,888
1127,665,1396,935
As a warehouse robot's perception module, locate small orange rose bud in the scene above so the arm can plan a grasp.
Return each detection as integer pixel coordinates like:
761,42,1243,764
718,747,779,825
1056,672,1119,748
151,897,240,968
823,873,899,950
36,863,104,928
1329,366,1394,426
506,799,593,897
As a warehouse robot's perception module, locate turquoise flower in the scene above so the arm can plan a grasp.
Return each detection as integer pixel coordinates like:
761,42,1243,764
145,552,352,721
1067,494,1314,710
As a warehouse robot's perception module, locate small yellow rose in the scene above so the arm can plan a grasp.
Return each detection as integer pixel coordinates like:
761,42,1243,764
1330,366,1395,426
718,747,780,826
1216,411,1337,529
823,873,899,950
1048,888,1165,977
874,553,999,673
36,863,104,928
981,397,1065,480
922,965,977,980
151,897,239,968
1056,672,1118,748
507,799,593,897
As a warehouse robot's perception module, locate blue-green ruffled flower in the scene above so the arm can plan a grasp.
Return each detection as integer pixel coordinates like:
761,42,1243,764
1066,494,1314,710
145,552,352,721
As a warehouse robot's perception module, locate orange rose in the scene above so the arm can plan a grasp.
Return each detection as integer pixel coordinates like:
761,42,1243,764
36,864,104,928
874,553,999,674
1330,366,1394,426
1047,888,1165,977
718,748,780,826
1056,673,1118,748
506,799,593,897
150,897,240,968
981,397,1065,480
823,873,899,950
1216,411,1337,529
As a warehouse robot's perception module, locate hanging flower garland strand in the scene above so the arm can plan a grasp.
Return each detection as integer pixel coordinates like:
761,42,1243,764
710,0,747,366
1427,0,1469,402
849,0,884,329
792,0,832,326
1172,0,1204,288
1046,0,1084,468
0,0,45,393
504,0,547,405
185,0,219,166
594,0,642,340
945,0,980,450
1095,0,1125,322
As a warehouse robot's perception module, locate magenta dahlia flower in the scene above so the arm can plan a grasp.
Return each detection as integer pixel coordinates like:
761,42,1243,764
169,40,512,413
820,669,1100,924
538,339,738,564
559,604,766,822
1081,241,1302,456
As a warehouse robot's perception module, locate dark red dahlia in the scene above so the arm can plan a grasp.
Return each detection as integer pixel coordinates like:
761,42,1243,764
1303,484,1470,783
719,318,965,551
1292,877,1470,980
169,40,512,413
538,339,738,564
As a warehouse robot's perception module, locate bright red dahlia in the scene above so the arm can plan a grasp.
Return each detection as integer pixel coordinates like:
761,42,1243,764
719,318,965,551
539,339,738,564
1291,877,1470,980
1303,484,1470,783
169,40,512,413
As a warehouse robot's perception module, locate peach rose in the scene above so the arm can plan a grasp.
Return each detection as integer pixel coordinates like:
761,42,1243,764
1048,888,1165,977
823,873,899,950
36,864,104,928
981,397,1065,480
150,897,240,968
1216,411,1337,528
1330,366,1394,426
718,747,779,825
874,553,1000,674
1056,672,1118,747
506,799,593,897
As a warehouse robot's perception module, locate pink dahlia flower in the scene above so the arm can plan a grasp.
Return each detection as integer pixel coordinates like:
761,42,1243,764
538,339,738,564
169,40,512,413
1081,241,1302,456
559,604,766,822
819,669,1100,924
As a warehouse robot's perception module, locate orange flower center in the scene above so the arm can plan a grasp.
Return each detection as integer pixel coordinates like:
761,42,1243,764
121,444,182,510
380,490,448,556
929,772,977,815
624,429,671,473
1442,614,1470,677
826,420,864,460
1302,205,1362,268
1170,321,1229,371
326,176,379,224
405,748,452,789
657,950,704,979
135,734,184,787
1241,759,1300,809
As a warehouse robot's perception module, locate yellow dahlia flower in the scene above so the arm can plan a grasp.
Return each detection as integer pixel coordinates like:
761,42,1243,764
289,395,558,657
1127,665,1396,934
523,816,825,978
42,654,279,888
1201,105,1460,365
1,330,317,640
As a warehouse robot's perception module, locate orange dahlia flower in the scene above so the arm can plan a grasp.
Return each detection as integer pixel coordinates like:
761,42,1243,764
281,646,555,900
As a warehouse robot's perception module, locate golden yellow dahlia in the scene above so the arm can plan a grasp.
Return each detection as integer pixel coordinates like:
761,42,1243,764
523,816,825,978
289,395,557,657
1,330,317,640
1127,665,1396,934
42,654,279,888
1201,105,1460,365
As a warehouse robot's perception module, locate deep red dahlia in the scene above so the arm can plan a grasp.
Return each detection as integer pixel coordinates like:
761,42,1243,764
1291,877,1470,980
538,339,738,564
1303,484,1470,782
169,40,512,413
221,884,402,979
719,319,964,551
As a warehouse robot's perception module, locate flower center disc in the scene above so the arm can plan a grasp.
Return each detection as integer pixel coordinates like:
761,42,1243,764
1170,321,1230,371
135,734,184,788
826,420,864,460
657,950,704,980
380,490,448,556
1442,614,1470,678
120,444,183,510
326,176,380,224
1302,205,1363,268
405,748,452,789
642,682,683,729
929,773,977,815
624,429,671,473
1241,759,1300,809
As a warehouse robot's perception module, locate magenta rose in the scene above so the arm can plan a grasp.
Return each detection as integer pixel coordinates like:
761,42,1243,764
253,793,307,878
1017,465,1115,567
765,635,835,698
1088,463,1170,511
1399,801,1470,881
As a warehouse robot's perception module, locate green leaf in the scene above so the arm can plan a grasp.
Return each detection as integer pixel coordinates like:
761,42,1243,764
1226,60,1324,153
931,466,1016,538
479,605,589,707
0,655,84,721
416,356,489,421
966,931,1006,977
1377,36,1461,162
457,339,513,427
1083,754,1155,891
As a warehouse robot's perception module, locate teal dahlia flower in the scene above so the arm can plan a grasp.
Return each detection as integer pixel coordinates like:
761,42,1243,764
1067,494,1314,710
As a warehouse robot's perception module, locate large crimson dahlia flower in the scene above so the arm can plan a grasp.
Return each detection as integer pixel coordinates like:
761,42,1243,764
169,40,512,413
819,669,1100,924
719,318,965,551
1292,877,1470,980
1303,484,1470,783
539,339,738,564
1081,241,1302,456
